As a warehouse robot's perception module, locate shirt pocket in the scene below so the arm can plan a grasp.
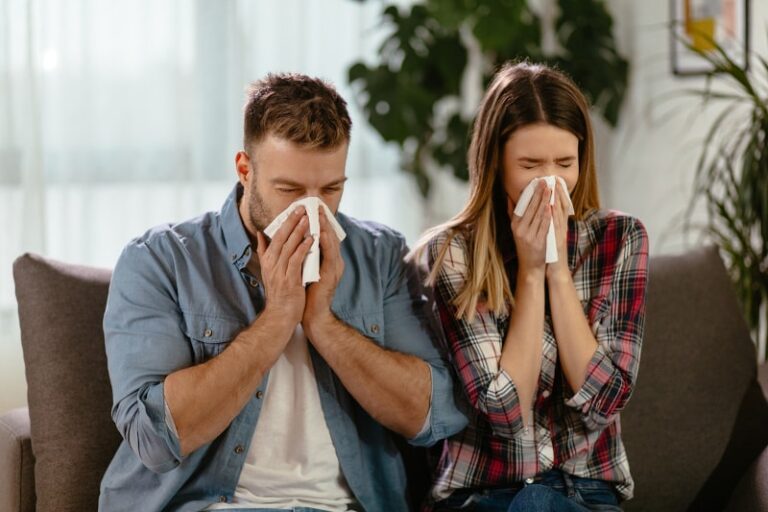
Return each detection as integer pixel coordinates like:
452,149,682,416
182,314,245,364
335,308,385,346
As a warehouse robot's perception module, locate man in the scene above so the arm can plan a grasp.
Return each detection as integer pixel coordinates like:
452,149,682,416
99,73,467,512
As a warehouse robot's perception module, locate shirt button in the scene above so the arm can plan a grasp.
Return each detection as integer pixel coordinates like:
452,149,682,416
525,477,535,485
370,323,380,334
219,495,227,503
204,328,213,337
255,390,263,399
542,390,551,398
234,444,245,454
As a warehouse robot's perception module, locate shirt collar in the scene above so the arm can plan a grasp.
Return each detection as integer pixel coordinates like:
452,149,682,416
220,183,253,270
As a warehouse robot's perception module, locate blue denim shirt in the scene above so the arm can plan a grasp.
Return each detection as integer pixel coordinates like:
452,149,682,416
99,184,468,512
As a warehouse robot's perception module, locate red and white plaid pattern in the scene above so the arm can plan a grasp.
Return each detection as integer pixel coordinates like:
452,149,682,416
425,209,649,506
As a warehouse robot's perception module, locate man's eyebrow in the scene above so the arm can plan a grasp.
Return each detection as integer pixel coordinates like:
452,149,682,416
270,177,348,187
270,178,304,187
322,177,349,187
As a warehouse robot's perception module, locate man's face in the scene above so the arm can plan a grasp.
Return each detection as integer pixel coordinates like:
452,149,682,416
237,134,348,234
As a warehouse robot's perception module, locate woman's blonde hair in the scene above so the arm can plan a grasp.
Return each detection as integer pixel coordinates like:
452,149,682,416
411,61,601,321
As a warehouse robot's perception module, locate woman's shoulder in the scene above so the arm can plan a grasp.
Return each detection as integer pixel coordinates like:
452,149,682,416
427,227,469,254
580,209,648,248
426,227,471,274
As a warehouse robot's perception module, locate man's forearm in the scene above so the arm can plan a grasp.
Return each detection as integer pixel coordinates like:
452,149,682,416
304,316,431,439
164,307,295,456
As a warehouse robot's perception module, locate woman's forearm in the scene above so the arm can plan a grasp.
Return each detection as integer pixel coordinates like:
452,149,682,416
547,270,598,393
499,268,546,427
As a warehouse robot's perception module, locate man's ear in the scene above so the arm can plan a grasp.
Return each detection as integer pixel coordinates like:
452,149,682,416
235,151,251,185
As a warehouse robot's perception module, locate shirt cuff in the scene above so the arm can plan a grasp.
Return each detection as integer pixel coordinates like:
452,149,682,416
408,365,435,446
479,368,526,438
408,363,468,446
142,381,184,471
564,344,612,410
164,400,180,439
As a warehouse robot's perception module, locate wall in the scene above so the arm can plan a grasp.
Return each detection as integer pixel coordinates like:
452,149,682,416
606,0,766,255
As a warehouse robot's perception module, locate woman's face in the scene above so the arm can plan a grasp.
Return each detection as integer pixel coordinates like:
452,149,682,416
501,122,580,209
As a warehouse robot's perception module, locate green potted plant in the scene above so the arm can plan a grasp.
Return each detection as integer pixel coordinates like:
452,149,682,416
347,0,629,197
682,34,768,361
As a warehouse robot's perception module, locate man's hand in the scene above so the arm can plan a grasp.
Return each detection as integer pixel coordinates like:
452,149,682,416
303,207,345,339
256,206,314,328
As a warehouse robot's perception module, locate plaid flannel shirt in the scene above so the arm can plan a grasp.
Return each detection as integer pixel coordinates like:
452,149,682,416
426,208,649,505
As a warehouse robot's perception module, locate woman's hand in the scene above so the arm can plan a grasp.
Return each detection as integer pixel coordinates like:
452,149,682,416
546,181,571,282
508,180,551,276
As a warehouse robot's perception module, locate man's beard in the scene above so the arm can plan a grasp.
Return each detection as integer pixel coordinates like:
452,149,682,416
247,180,272,233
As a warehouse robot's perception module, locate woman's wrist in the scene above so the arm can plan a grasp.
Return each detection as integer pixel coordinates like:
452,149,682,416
546,263,572,287
517,265,546,285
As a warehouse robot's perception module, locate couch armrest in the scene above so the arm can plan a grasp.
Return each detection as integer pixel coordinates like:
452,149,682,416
725,443,768,512
0,407,36,512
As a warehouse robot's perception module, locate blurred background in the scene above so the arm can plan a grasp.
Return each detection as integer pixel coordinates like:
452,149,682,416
1,0,766,413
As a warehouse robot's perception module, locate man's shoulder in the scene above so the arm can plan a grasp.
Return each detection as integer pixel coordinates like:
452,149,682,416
118,211,219,268
336,212,406,250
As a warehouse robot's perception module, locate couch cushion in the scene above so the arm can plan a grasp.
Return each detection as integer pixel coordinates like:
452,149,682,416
621,246,768,512
0,407,36,512
13,253,120,512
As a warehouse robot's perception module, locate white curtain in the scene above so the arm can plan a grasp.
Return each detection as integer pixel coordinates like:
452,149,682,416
0,0,428,412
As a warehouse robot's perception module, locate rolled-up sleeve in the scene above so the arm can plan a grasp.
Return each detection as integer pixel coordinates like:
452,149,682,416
428,233,525,439
104,238,191,473
381,233,469,447
565,217,649,430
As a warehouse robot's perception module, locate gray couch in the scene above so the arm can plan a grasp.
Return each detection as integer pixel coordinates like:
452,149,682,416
1,246,767,511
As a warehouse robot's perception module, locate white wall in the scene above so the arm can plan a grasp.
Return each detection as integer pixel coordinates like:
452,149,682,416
605,0,767,255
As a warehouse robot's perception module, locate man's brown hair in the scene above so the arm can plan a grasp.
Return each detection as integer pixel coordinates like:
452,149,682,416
243,73,352,152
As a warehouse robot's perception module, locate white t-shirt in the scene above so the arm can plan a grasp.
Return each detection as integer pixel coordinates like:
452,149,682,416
207,325,358,511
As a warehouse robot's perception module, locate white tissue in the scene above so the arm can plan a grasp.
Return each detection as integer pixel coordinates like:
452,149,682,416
512,176,574,264
264,197,346,285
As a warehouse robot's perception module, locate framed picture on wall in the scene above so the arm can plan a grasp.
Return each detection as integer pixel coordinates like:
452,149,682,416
670,0,750,75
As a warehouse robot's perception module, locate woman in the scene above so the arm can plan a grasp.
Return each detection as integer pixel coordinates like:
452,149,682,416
414,62,649,511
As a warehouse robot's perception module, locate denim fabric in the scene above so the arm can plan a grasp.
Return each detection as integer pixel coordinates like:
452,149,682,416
99,184,468,512
434,470,621,512
208,509,338,512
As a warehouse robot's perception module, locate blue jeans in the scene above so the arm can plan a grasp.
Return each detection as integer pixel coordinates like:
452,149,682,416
433,470,622,512
208,509,335,512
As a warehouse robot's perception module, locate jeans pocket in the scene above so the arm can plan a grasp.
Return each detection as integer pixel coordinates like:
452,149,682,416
574,487,622,511
434,490,479,511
